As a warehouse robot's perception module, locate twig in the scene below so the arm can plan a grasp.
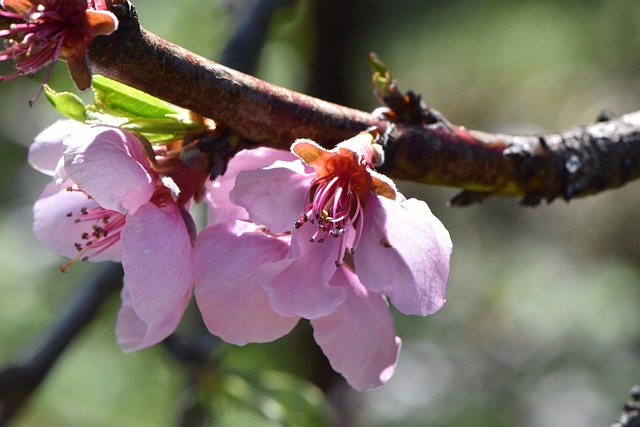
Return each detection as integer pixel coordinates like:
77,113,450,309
384,112,640,206
0,263,123,426
611,386,640,427
164,333,217,427
89,2,375,148
88,1,640,205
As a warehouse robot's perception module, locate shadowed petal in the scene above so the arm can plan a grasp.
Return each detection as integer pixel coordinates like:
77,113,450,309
354,196,452,315
119,202,193,352
230,160,311,232
33,181,122,262
206,147,296,226
116,286,185,353
29,120,87,177
259,225,346,319
312,267,401,391
193,221,298,344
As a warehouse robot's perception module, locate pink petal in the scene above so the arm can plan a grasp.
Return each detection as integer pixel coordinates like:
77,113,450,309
193,221,299,344
116,287,147,350
29,119,87,177
64,126,155,214
119,202,193,352
230,160,311,233
259,225,346,319
33,181,122,262
206,147,296,226
205,179,249,226
354,196,452,316
311,267,401,391
116,286,178,353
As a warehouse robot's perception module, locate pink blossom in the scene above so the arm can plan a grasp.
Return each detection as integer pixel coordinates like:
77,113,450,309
204,147,297,226
193,219,401,390
199,145,403,389
231,131,452,317
31,122,193,352
0,0,118,101
225,131,452,388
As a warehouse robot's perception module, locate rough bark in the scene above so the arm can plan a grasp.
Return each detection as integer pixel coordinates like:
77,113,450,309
87,1,640,206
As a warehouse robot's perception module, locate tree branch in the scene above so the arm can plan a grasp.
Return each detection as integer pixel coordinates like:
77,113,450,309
612,386,640,427
88,2,640,204
89,2,376,148
382,112,640,205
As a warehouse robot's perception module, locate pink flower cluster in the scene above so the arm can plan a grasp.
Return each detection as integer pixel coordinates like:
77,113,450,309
30,121,452,390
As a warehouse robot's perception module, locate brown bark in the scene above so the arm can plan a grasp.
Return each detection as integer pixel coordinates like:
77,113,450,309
88,2,640,205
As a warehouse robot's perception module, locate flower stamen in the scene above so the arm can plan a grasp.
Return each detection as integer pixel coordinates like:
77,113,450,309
60,203,125,272
294,149,372,266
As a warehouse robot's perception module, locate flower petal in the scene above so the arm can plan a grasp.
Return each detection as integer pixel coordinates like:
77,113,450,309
230,159,311,232
206,147,296,226
311,267,401,391
354,196,452,315
33,181,122,262
193,221,298,344
119,202,193,352
64,126,155,214
29,119,87,177
259,225,346,319
116,286,172,353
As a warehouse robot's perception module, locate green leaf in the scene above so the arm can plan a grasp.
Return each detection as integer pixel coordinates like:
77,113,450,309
92,75,182,119
88,76,207,143
43,86,87,122
91,75,181,119
220,370,334,427
44,76,207,145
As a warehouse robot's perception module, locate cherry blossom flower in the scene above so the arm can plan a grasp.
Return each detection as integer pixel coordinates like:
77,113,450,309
193,219,401,390
194,221,401,390
0,0,118,101
196,132,450,390
30,122,197,352
29,122,435,390
231,131,452,318
224,132,452,388
198,146,402,390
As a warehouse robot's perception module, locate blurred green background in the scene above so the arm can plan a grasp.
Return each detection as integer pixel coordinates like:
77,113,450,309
1,0,640,425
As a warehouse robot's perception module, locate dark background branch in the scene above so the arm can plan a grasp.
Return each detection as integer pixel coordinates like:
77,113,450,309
0,263,123,426
218,0,294,75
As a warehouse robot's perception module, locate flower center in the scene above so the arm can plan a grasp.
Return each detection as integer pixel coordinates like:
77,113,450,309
60,187,125,272
294,150,373,266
